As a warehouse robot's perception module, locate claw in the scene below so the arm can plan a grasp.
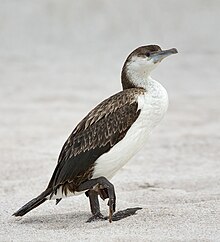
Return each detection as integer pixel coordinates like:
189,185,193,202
109,206,113,223
107,198,116,223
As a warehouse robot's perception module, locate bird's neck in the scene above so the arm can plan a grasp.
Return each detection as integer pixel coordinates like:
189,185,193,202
121,67,151,90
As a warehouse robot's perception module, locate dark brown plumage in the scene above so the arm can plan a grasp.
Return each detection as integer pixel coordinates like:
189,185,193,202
13,87,144,217
13,44,177,221
47,87,144,198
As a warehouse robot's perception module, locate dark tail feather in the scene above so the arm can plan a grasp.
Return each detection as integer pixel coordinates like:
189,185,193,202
13,189,51,217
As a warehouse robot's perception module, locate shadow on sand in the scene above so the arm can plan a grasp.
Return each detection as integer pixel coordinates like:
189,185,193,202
13,207,142,229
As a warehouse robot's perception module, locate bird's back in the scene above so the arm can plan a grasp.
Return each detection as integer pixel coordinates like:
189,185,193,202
47,88,145,199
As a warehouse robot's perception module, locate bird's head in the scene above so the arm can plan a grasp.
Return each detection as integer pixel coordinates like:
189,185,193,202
121,45,178,89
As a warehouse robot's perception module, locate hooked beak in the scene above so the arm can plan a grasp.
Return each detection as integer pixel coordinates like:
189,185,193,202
151,48,178,63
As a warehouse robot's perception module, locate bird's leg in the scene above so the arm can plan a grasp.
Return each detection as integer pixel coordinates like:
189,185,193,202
78,177,141,222
76,176,116,222
85,190,104,222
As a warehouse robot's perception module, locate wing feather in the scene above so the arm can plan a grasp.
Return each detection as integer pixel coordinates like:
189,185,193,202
47,88,144,195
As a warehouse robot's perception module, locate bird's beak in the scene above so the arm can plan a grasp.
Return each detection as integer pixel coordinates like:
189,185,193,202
151,48,178,63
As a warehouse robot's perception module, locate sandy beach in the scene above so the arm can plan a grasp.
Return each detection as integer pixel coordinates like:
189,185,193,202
0,1,220,241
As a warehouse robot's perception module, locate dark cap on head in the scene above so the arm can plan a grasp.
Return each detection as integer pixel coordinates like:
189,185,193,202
122,44,178,89
126,45,161,59
126,45,177,60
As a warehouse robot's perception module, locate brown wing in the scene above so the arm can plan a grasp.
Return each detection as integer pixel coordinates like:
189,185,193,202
47,88,144,196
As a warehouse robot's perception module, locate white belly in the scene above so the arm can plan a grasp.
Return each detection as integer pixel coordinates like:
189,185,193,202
49,79,168,200
92,79,168,180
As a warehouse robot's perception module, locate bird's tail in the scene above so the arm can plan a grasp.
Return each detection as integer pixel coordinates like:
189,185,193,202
13,189,52,217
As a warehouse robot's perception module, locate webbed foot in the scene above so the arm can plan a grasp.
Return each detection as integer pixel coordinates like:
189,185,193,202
86,212,105,222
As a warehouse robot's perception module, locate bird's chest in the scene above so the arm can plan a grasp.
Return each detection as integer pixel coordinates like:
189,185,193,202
92,81,168,180
137,81,169,133
124,83,168,154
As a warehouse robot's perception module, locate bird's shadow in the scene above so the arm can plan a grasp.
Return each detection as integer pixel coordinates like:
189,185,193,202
13,207,142,230
15,211,88,230
107,207,142,222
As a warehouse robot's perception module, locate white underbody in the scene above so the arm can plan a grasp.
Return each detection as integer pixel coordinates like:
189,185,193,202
51,77,168,199
92,77,168,179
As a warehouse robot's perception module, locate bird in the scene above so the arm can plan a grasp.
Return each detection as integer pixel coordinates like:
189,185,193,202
13,44,178,222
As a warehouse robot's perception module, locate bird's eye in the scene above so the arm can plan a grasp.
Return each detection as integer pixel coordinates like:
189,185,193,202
146,52,151,57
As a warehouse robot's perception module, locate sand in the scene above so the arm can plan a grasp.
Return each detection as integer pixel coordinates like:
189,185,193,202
0,1,220,241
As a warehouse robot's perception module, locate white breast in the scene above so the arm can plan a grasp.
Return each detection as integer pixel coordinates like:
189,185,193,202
49,78,168,200
92,77,168,180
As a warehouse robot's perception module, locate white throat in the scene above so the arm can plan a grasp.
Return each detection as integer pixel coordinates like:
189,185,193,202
125,56,159,89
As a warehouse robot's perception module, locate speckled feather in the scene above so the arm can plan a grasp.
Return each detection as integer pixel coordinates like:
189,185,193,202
47,88,144,197
13,44,175,218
